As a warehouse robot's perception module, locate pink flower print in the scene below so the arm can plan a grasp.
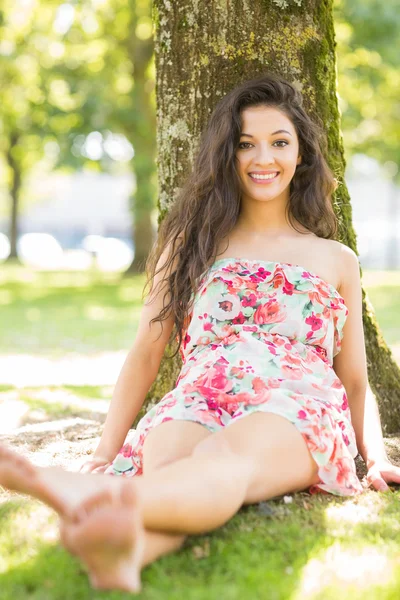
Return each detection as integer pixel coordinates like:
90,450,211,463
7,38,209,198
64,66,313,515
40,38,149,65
272,270,284,289
285,352,302,367
249,267,270,283
247,376,272,405
336,456,353,486
183,333,191,349
197,335,212,345
301,270,313,281
271,269,294,294
281,363,303,380
121,443,133,458
305,314,323,332
282,280,295,295
195,360,233,393
298,409,307,420
213,294,242,321
309,286,330,305
314,346,327,361
243,325,257,332
203,321,213,331
223,334,239,345
220,300,232,311
331,377,344,390
230,365,246,379
242,293,257,307
232,312,246,324
206,399,220,411
253,299,281,324
341,393,349,411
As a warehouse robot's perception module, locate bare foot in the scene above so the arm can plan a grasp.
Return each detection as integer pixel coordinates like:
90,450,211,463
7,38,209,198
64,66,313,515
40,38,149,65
60,483,145,593
0,444,67,514
0,443,120,517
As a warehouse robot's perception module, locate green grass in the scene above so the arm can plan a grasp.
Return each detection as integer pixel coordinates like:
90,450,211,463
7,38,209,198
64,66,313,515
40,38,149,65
1,493,400,599
0,264,400,599
0,267,146,355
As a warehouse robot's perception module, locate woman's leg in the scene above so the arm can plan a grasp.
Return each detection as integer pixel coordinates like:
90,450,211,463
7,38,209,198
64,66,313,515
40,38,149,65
60,420,214,592
64,420,213,572
137,419,214,565
0,413,319,592
0,412,319,532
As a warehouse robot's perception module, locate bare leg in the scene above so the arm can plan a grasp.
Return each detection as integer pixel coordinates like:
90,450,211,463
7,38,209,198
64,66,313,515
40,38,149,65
0,414,318,593
0,442,250,592
60,484,185,593
0,444,186,593
0,443,251,533
140,530,186,568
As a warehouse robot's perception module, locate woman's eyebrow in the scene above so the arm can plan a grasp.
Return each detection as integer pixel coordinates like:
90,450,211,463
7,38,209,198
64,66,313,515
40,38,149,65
240,130,292,137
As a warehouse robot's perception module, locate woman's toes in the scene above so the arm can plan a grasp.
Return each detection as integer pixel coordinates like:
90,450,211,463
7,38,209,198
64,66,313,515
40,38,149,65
72,486,119,523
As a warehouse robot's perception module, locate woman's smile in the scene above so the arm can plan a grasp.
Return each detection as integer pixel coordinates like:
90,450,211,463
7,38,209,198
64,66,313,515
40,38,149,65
248,171,280,184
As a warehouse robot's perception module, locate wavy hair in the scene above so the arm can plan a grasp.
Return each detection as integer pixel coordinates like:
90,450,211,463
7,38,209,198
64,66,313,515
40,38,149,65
144,73,339,357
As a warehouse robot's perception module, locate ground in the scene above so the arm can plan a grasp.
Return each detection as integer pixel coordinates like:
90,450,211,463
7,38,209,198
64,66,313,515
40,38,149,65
1,266,400,599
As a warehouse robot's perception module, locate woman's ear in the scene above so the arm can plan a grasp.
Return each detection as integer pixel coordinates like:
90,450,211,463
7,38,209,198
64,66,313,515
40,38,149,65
296,155,302,166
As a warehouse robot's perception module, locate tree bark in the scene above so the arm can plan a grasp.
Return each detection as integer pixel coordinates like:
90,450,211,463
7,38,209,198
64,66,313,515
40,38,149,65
140,0,400,432
124,1,157,275
5,133,21,261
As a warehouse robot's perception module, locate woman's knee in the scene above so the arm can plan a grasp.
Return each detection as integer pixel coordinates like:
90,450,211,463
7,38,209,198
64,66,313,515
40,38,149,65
191,433,234,459
142,419,211,473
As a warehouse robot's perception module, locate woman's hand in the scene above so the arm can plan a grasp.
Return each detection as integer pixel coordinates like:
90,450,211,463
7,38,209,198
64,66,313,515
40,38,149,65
79,455,113,474
365,457,400,492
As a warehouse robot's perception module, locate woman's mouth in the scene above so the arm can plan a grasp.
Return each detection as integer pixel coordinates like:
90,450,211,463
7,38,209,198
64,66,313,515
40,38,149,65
248,172,279,184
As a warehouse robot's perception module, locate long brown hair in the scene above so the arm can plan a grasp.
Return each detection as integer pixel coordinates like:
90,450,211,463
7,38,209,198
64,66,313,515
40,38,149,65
144,73,339,357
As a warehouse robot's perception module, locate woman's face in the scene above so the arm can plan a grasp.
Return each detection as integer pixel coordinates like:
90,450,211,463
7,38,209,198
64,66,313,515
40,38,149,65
235,105,302,206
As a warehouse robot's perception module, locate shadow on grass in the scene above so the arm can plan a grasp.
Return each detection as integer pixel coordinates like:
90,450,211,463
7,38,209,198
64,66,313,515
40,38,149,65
2,492,400,599
0,494,331,600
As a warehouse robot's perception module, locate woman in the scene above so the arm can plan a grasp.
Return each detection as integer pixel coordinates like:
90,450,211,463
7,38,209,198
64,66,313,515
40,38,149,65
1,73,399,594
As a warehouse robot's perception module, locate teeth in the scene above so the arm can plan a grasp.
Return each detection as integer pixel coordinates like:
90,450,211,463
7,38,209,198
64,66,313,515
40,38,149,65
250,173,278,180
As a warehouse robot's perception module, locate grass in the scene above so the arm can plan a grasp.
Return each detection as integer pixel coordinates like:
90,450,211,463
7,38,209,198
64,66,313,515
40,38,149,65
0,264,400,599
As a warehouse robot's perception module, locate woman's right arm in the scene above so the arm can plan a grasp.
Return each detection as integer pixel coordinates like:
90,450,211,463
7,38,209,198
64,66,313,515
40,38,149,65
80,247,176,472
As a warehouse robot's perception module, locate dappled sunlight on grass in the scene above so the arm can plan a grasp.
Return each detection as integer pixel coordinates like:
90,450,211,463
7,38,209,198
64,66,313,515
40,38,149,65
296,542,395,597
0,265,399,598
324,493,383,525
0,352,127,386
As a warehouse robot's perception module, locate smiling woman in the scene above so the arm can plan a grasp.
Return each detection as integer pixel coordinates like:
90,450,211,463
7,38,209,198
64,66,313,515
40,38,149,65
1,73,397,596
236,107,302,211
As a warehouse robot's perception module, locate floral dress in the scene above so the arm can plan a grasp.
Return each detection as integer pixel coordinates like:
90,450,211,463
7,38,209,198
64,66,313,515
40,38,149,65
105,257,364,497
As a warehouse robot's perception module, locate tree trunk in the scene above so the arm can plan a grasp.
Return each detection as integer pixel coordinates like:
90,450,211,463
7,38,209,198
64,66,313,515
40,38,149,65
6,133,21,261
124,1,156,275
141,0,400,432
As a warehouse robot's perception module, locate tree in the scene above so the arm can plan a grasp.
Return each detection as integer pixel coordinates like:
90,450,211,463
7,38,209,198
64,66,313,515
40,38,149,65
0,0,156,268
334,0,400,175
139,0,400,433
124,0,156,273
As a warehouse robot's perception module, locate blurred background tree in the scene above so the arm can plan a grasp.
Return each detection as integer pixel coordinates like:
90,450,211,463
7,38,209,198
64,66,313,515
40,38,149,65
0,0,156,269
0,0,398,270
334,0,400,180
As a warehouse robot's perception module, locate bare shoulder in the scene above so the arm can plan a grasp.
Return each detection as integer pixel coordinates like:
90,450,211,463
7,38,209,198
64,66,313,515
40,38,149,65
331,241,361,295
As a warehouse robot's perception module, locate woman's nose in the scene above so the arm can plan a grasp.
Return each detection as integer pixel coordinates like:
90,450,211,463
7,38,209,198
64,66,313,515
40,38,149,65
254,144,275,165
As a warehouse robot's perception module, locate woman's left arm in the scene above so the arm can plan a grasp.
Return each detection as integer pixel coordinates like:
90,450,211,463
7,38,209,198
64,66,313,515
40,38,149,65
333,244,400,492
348,383,400,491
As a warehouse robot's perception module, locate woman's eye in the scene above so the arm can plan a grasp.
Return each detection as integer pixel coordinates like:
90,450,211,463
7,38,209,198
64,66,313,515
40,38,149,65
238,140,288,150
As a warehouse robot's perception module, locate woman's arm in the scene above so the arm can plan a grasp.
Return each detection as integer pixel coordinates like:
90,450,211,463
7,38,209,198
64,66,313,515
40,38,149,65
89,244,177,465
347,383,388,468
93,347,161,461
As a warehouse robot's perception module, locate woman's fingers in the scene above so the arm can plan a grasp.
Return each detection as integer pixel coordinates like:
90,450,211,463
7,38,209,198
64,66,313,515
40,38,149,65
92,464,110,474
79,458,111,474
